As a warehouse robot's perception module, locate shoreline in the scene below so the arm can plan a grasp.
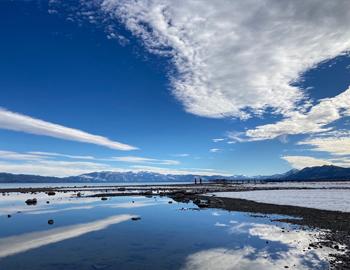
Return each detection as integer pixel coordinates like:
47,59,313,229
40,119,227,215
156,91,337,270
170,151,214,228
173,194,350,270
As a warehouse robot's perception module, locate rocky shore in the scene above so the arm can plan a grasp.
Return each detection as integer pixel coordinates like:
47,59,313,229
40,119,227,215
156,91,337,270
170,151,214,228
171,193,350,270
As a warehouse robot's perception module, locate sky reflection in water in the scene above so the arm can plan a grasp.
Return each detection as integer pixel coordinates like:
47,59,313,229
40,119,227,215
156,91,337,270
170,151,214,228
0,192,333,270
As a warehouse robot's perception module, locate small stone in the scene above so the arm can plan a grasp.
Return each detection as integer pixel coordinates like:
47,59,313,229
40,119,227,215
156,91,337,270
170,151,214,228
7,214,11,218
168,201,173,204
101,197,108,201
48,219,54,225
47,191,56,196
46,201,50,204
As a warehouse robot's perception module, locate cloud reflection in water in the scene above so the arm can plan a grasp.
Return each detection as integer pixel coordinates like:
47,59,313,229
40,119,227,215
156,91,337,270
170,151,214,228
0,214,134,259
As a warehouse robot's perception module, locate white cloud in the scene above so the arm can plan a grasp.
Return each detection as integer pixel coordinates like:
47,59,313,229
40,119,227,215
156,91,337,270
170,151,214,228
27,151,180,165
298,132,350,156
283,155,350,169
172,153,190,157
28,151,96,160
212,138,225,143
238,87,350,141
282,155,332,169
209,148,220,153
0,150,227,176
109,155,179,165
0,108,137,151
98,0,350,119
0,159,117,177
0,151,46,161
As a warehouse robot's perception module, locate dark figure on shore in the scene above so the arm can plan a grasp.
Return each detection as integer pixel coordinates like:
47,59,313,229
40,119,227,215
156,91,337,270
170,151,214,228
194,178,197,185
199,178,202,185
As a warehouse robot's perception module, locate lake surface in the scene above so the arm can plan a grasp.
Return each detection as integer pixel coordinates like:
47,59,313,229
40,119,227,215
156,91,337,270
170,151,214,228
0,191,334,270
0,182,192,189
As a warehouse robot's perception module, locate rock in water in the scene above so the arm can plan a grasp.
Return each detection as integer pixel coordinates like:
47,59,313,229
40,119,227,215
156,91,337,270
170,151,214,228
25,198,37,205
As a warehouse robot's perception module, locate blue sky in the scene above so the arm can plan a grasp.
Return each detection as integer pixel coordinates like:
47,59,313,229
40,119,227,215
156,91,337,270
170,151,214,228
0,1,350,177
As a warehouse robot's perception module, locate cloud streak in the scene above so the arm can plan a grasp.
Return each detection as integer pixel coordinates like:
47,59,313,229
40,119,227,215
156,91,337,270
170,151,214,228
109,155,179,165
0,108,137,151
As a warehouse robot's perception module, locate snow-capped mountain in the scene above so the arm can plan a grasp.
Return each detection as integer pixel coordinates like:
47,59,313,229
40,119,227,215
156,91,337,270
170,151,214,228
1,166,350,183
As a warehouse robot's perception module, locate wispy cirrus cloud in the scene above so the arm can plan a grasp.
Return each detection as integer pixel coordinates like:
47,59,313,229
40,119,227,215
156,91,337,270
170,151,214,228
0,150,217,176
28,151,96,160
28,151,179,165
0,151,46,161
0,108,137,151
172,153,190,157
108,156,179,165
212,138,225,143
93,0,350,119
0,159,117,177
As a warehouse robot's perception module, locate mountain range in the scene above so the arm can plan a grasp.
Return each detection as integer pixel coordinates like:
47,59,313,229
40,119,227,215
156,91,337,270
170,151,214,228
0,165,350,183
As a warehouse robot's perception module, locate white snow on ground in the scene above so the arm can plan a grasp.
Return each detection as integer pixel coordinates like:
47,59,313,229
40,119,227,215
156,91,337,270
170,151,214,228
245,181,350,189
212,189,350,213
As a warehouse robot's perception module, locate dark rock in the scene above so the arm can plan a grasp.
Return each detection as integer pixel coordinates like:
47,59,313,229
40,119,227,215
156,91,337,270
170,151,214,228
194,199,209,208
25,198,37,205
131,217,141,221
117,187,126,191
48,219,54,225
47,191,56,196
7,214,11,218
101,197,108,201
46,201,50,204
168,201,173,204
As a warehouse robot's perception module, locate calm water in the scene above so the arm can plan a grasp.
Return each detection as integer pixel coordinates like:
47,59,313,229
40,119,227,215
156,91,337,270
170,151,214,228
0,191,333,270
0,182,192,189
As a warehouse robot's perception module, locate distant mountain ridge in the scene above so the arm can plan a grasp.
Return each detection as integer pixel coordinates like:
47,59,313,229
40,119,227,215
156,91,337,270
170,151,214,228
0,165,349,183
284,165,350,181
